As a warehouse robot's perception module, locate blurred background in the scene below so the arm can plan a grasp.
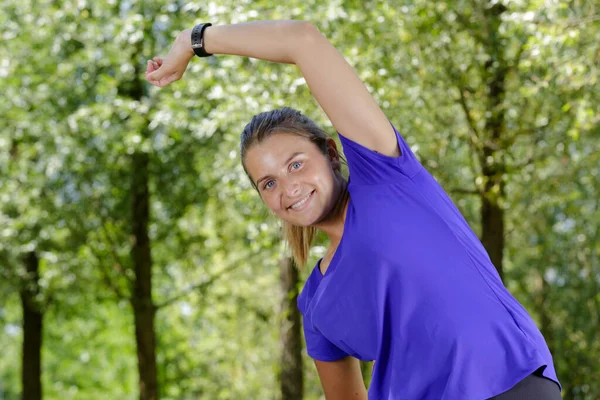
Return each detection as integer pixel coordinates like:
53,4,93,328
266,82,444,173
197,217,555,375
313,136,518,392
1,0,598,399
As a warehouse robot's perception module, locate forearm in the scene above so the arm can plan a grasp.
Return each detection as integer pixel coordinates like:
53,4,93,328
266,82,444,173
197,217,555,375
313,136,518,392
185,20,314,64
148,19,392,154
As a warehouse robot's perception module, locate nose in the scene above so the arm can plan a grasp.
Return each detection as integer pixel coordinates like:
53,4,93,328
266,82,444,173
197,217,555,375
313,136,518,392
283,178,301,198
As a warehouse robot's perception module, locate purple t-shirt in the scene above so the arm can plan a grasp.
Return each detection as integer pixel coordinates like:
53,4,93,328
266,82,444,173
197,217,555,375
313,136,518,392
297,124,560,399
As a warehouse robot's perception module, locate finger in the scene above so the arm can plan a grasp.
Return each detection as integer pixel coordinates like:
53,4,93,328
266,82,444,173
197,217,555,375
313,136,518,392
149,78,164,87
147,59,162,74
146,67,166,82
147,72,173,87
146,60,155,74
146,70,161,84
157,74,180,88
159,75,177,87
146,56,170,79
151,77,168,88
152,58,163,70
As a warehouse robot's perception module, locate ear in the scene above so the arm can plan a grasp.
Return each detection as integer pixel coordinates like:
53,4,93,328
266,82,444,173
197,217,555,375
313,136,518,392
325,138,341,172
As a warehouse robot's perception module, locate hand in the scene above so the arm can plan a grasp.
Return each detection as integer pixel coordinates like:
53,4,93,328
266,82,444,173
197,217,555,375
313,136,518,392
145,29,195,87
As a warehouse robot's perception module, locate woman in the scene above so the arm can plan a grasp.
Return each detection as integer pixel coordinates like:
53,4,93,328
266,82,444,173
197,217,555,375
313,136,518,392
146,20,561,400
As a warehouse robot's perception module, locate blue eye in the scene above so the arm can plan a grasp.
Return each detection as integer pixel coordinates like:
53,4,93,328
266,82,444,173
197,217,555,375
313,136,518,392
291,161,302,170
264,180,275,189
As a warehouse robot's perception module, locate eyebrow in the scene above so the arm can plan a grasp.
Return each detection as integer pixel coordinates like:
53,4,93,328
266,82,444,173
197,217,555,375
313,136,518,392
256,152,304,187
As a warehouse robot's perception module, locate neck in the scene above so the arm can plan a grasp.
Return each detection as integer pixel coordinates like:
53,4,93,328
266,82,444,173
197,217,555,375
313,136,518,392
313,179,349,245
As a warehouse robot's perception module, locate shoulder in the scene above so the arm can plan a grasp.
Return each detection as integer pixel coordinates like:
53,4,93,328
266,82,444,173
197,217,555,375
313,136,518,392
338,123,423,186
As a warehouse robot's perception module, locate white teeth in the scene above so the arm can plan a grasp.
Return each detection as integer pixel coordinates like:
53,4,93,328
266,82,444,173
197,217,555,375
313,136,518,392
290,192,312,209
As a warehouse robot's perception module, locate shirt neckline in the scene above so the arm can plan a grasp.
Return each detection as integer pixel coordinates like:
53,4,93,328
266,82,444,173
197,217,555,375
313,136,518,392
317,196,353,279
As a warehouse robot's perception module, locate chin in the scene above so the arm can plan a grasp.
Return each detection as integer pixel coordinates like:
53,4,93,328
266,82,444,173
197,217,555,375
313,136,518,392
280,209,321,227
282,216,317,228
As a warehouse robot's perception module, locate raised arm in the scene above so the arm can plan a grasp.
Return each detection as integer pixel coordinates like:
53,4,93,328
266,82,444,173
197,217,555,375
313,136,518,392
146,20,399,157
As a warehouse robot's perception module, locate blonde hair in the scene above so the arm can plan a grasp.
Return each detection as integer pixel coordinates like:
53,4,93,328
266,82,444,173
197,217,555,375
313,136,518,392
240,107,333,267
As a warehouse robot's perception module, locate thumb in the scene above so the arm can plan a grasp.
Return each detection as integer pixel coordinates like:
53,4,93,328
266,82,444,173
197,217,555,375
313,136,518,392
146,67,164,82
146,59,171,81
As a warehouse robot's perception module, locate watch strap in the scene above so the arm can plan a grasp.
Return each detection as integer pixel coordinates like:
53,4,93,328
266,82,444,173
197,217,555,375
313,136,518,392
191,23,213,57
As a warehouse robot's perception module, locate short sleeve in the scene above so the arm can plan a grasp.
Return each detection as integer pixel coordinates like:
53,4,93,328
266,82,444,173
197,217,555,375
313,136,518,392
338,122,423,185
298,264,349,361
302,314,349,361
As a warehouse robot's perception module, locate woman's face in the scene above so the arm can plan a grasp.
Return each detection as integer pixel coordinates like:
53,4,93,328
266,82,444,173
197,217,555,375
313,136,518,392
244,133,343,227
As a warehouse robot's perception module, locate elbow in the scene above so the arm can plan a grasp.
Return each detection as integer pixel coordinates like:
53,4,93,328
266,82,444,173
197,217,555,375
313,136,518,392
294,20,321,42
295,20,319,35
287,21,324,60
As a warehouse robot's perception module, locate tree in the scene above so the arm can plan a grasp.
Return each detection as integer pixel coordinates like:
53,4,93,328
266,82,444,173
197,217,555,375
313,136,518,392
1,1,598,399
19,253,43,400
279,256,303,400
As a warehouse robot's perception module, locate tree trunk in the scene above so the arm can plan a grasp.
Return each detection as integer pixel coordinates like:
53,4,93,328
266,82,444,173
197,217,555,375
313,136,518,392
131,149,158,400
480,179,505,280
279,256,303,400
479,3,508,281
118,23,159,396
20,252,43,400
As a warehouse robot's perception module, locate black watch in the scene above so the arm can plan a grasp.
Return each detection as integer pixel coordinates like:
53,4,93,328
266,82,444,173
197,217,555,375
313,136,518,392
191,23,213,57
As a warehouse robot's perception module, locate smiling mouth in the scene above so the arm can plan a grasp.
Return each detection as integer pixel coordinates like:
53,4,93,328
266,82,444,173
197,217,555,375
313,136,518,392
289,190,315,210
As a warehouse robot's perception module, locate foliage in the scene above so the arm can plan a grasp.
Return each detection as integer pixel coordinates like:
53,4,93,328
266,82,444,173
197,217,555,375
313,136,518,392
0,0,598,399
